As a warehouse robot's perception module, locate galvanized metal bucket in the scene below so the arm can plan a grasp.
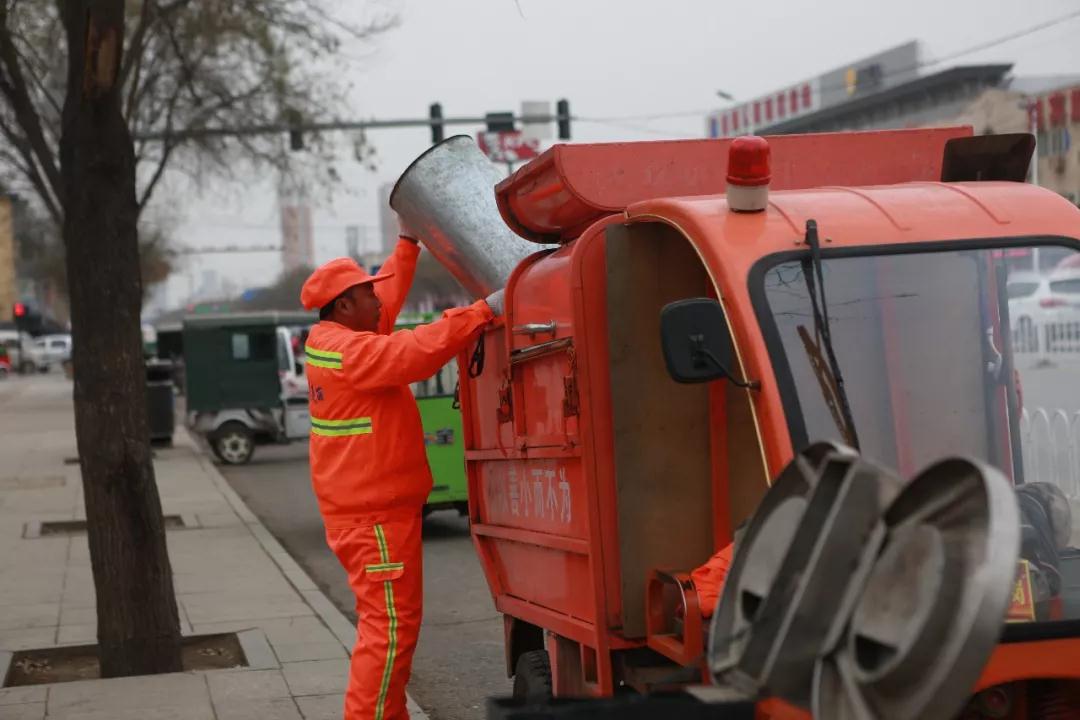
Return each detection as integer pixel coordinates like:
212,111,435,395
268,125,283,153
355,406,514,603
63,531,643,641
390,135,550,299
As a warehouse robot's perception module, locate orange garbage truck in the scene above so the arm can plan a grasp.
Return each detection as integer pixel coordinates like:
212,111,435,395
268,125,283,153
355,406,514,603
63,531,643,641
403,128,1080,718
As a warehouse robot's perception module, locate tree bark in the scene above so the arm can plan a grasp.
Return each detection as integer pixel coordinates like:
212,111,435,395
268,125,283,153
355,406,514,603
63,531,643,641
59,0,182,677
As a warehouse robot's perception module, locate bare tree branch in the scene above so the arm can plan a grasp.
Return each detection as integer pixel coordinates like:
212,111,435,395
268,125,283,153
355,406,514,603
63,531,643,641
0,4,62,207
120,0,195,87
136,78,183,213
0,0,397,223
0,112,61,223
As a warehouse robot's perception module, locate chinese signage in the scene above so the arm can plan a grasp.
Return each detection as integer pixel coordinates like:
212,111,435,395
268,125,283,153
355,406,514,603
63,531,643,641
477,131,541,163
707,41,921,137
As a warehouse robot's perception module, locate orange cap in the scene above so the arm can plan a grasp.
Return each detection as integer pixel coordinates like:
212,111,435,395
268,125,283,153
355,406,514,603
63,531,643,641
300,258,394,311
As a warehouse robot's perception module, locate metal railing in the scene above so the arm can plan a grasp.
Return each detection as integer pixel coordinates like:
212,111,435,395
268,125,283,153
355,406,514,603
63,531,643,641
1020,408,1080,499
1013,320,1080,357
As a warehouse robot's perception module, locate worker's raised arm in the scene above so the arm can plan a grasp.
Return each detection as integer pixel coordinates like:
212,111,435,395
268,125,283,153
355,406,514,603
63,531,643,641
374,237,421,334
344,300,494,390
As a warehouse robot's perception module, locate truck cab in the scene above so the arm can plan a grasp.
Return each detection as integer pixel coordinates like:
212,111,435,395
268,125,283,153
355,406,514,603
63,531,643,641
457,128,1080,717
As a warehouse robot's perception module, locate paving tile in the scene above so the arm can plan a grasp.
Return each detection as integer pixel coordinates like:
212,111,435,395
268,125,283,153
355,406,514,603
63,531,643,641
0,577,64,607
173,570,286,595
59,590,96,610
58,605,96,626
295,693,345,720
47,672,209,713
181,592,311,624
0,685,47,705
192,616,333,649
300,590,355,647
271,640,347,663
56,624,96,645
48,707,213,720
0,627,56,651
192,512,243,528
0,702,46,720
215,697,302,720
0,603,60,630
281,659,349,697
207,668,290,703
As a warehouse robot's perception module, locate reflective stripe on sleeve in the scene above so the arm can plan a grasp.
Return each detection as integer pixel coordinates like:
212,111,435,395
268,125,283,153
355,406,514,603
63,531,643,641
310,415,372,437
305,345,343,370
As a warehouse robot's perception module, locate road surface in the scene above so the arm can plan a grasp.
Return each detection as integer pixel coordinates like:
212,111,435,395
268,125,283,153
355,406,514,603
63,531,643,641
213,359,1079,718
219,442,508,720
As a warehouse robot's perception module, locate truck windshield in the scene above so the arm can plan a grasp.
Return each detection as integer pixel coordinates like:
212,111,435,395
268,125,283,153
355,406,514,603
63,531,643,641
757,242,1080,626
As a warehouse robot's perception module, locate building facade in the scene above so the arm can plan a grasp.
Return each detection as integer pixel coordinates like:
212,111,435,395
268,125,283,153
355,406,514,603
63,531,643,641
708,42,1080,207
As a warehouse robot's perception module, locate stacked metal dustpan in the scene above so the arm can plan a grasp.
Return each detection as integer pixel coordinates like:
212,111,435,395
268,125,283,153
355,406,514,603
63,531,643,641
707,442,1020,720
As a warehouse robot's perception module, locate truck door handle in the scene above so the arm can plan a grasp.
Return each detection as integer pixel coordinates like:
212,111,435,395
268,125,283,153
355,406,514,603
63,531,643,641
512,322,557,337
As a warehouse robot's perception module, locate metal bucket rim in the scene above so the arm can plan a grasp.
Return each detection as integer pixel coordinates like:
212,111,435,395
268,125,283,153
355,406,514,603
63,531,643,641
388,134,477,211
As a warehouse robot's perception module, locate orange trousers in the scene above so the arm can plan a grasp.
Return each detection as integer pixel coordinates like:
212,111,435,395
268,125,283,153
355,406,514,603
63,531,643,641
327,512,423,720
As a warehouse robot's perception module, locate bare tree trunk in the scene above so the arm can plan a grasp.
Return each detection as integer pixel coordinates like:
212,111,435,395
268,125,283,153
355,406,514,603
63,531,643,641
59,0,182,677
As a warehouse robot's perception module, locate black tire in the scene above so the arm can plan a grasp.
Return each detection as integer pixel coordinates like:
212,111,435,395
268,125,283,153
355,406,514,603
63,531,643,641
19,361,35,375
212,421,255,465
512,649,553,703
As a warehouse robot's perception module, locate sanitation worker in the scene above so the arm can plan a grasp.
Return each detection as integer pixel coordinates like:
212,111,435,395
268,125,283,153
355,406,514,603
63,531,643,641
300,223,502,720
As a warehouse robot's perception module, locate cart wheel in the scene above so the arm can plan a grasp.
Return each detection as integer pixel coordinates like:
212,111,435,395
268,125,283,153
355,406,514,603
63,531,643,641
213,422,255,465
512,650,553,703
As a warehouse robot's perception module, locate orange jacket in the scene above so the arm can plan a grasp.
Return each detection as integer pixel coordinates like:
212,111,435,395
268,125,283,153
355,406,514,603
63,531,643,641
305,239,494,527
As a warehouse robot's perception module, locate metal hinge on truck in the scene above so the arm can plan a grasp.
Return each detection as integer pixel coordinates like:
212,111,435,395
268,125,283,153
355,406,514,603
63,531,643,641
496,372,513,425
563,346,579,417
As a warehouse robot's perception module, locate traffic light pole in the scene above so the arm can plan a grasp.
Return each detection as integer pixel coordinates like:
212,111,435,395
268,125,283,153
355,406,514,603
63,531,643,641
135,108,572,144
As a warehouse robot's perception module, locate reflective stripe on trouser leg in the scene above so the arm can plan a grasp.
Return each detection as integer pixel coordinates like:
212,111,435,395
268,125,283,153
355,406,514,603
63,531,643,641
326,515,423,720
373,524,396,720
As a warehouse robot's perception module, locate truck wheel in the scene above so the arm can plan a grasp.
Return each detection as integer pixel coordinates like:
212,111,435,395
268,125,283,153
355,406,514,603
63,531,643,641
212,422,255,465
512,650,553,703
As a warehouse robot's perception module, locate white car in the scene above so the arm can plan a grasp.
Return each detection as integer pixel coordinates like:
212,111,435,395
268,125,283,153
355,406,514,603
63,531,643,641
1008,270,1080,353
25,334,72,372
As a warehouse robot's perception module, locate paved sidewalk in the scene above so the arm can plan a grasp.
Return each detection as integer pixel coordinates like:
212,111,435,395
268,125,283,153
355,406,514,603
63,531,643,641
0,374,426,719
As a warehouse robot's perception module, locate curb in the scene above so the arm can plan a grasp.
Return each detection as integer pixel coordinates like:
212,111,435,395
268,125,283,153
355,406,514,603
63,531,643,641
179,428,430,720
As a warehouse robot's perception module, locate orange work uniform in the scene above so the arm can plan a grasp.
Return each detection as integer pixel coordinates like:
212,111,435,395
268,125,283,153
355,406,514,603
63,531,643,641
690,543,734,619
302,239,494,719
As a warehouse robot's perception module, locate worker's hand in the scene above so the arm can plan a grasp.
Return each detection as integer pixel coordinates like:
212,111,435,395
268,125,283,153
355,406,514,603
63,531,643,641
397,215,418,243
485,289,505,316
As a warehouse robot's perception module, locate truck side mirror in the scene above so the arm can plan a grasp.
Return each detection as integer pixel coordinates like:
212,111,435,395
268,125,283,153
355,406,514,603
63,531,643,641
660,298,736,384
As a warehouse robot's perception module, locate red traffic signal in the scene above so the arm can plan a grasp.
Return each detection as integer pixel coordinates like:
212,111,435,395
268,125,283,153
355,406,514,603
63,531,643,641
13,302,26,318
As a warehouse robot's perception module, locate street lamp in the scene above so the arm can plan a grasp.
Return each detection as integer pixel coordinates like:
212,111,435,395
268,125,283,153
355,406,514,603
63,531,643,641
710,90,738,138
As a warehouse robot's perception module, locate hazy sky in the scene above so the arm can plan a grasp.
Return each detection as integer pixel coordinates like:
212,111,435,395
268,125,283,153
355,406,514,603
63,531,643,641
153,0,1080,310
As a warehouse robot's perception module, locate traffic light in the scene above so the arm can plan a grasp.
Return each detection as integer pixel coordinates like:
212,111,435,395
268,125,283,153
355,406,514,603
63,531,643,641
286,108,304,151
485,112,515,133
429,103,444,144
557,98,571,140
12,301,41,335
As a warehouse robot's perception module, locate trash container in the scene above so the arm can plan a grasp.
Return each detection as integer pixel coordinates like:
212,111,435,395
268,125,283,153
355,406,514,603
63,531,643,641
146,359,175,445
